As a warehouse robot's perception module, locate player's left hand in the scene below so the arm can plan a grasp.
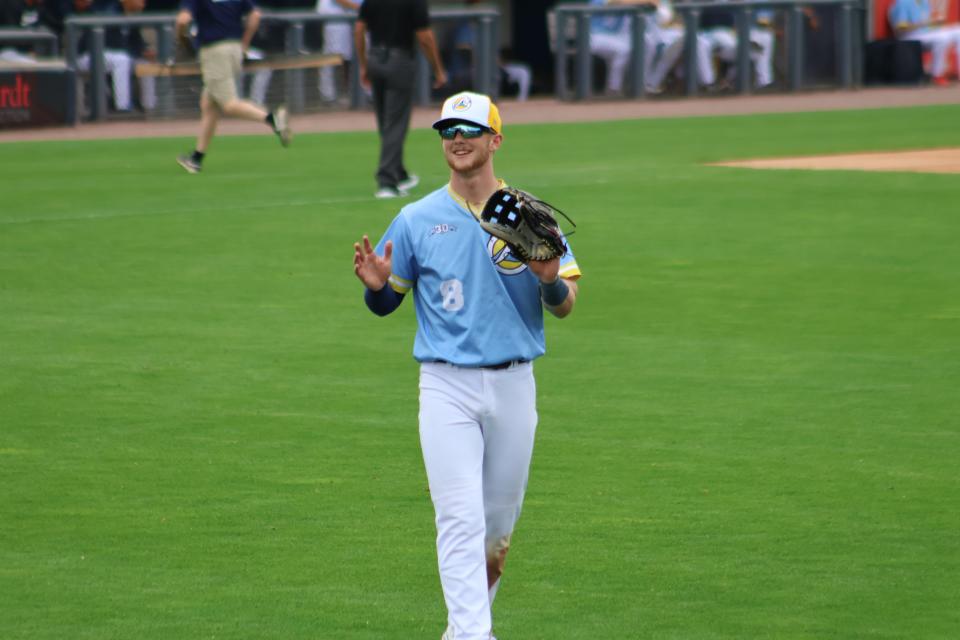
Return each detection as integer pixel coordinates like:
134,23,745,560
526,256,560,283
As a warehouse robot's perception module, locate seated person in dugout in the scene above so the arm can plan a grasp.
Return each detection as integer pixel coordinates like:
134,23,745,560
71,0,138,112
643,0,718,93
889,0,960,84
699,2,776,89
444,0,531,101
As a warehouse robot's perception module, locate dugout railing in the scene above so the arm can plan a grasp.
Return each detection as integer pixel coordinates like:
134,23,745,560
552,0,867,101
63,6,500,123
0,27,60,57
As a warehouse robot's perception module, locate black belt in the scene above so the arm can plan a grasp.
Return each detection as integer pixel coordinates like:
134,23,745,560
436,360,527,370
370,45,415,57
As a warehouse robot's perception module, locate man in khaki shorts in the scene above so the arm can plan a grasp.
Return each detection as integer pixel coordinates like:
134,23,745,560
175,0,292,173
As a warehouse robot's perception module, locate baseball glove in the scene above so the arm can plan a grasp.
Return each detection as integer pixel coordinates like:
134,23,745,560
479,187,576,262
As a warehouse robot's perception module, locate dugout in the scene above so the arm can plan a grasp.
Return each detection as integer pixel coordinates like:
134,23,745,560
551,0,868,101
863,0,960,85
61,5,502,123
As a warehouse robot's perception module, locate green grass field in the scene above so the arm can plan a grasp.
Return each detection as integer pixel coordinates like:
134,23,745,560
2,104,959,639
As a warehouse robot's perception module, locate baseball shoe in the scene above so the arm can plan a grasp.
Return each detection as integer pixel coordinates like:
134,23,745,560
177,154,201,174
397,174,420,192
440,627,496,640
274,106,292,147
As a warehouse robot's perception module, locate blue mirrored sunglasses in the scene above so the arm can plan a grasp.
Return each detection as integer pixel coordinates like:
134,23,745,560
438,123,489,140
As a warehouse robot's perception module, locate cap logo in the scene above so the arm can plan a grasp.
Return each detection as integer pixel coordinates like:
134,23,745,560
452,96,472,112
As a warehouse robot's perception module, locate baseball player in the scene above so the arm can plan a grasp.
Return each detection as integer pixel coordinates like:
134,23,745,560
644,0,717,93
700,4,776,89
587,0,712,95
352,91,581,640
316,0,362,103
587,0,638,95
889,0,960,84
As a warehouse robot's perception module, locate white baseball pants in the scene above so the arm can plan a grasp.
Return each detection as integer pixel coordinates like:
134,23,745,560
902,26,960,78
419,361,537,640
502,62,532,101
706,27,775,88
76,51,133,111
647,27,717,88
590,32,632,92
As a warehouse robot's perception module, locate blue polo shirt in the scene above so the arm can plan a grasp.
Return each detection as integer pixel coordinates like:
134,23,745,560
180,0,257,47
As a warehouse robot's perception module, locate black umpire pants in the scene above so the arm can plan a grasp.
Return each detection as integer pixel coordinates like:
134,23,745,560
367,46,417,189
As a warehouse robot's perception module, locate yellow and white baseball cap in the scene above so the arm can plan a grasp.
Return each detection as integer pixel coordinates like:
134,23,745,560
432,91,502,134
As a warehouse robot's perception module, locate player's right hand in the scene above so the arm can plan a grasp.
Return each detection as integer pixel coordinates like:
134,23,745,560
353,235,392,291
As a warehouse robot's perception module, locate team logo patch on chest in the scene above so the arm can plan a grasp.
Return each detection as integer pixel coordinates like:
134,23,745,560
487,236,527,275
429,223,458,236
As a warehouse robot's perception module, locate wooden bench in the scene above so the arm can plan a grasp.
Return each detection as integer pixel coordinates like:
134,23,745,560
134,53,342,78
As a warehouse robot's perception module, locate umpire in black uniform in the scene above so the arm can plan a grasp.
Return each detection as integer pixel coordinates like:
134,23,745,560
355,0,447,199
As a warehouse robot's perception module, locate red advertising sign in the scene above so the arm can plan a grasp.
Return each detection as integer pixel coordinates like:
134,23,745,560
0,68,77,129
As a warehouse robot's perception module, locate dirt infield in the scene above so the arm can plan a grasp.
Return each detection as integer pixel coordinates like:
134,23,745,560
1,84,959,143
713,147,960,174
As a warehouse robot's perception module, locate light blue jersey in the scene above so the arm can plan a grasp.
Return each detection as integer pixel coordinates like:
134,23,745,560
375,183,581,367
590,0,628,36
889,0,930,30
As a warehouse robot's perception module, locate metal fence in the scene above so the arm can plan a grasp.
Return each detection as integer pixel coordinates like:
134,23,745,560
552,0,866,101
0,27,60,56
64,6,500,122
